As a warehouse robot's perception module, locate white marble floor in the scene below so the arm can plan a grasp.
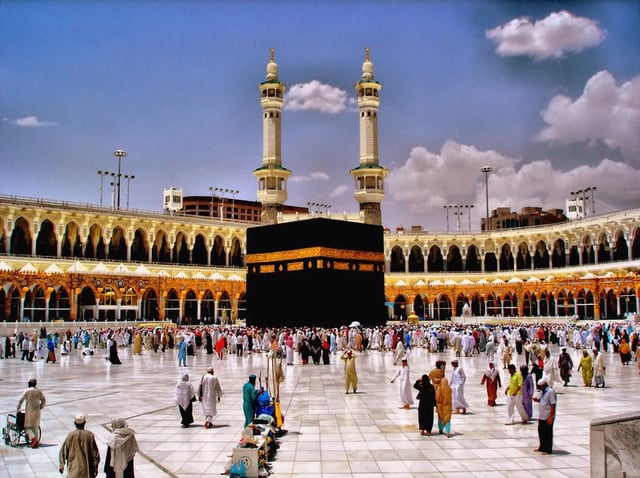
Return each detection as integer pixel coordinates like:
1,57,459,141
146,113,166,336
1,336,638,477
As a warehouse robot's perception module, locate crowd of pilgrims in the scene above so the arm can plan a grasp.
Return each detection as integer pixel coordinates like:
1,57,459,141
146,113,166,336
2,320,639,374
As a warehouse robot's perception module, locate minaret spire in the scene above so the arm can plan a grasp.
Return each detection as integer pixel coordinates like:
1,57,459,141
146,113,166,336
254,49,291,224
350,48,388,226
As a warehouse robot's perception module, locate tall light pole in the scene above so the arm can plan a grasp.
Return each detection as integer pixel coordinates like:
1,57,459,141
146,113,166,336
113,149,127,210
211,187,230,220
228,189,239,220
444,205,452,232
465,204,474,231
97,170,110,207
208,186,215,217
454,204,462,231
307,202,332,215
481,166,492,231
109,178,116,209
124,174,135,210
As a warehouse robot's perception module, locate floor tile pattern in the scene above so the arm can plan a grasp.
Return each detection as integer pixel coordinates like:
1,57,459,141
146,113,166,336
1,335,638,477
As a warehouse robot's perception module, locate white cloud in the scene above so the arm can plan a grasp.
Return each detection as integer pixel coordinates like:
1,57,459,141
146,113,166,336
285,80,351,113
385,140,640,230
486,10,605,60
13,116,57,127
310,171,330,180
329,184,350,198
535,71,640,165
289,171,330,183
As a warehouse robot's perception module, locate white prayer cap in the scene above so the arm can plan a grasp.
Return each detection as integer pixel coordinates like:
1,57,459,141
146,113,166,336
537,377,548,386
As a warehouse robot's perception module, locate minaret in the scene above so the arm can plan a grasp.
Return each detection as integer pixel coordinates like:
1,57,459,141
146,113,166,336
254,48,291,224
351,48,387,226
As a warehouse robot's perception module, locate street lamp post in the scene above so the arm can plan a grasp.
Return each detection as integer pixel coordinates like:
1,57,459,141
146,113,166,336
124,174,135,210
228,189,239,220
307,202,331,215
113,149,127,210
109,179,116,209
444,205,452,232
454,204,462,231
97,170,110,207
210,187,237,221
465,204,474,231
481,166,492,231
208,186,215,217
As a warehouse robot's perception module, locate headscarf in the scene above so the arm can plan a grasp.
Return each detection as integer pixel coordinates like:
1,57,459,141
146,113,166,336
175,373,195,409
108,417,139,478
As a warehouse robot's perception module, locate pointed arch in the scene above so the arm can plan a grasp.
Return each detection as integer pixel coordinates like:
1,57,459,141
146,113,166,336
165,289,180,322
447,245,463,272
108,226,127,261
392,293,409,320
576,289,595,320
620,288,637,315
613,229,628,261
152,229,171,263
10,217,32,255
192,234,208,265
427,245,443,272
173,232,189,264
599,289,617,320
390,245,405,272
413,293,427,319
454,292,468,316
471,293,484,316
499,243,514,271
61,221,83,258
597,232,611,264
35,219,57,256
551,238,566,268
434,294,452,320
211,235,226,266
408,245,424,273
85,224,106,260
502,291,518,317
465,245,481,272
141,288,159,320
582,235,595,264
523,292,538,316
130,228,149,262
184,289,198,324
632,227,640,260
533,240,549,269
48,286,71,320
230,236,244,267
77,286,97,321
516,242,531,269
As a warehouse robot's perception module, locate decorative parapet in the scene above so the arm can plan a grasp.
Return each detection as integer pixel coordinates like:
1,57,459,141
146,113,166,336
590,412,640,477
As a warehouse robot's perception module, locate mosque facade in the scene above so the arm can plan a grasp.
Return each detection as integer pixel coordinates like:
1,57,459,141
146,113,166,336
0,50,638,324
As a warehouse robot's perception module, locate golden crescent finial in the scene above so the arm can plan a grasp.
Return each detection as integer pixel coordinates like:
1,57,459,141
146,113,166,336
270,48,275,62
365,47,370,61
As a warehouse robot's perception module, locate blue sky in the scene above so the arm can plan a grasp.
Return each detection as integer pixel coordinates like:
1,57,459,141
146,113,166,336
1,0,639,231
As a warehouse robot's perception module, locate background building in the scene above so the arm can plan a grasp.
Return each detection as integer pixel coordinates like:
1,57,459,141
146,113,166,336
481,206,568,231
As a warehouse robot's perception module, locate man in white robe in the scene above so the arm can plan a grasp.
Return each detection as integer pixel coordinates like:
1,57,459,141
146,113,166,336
199,367,223,428
391,358,414,409
17,378,46,447
450,359,469,414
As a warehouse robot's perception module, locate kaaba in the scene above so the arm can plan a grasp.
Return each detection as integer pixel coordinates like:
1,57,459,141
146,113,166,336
245,218,387,328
